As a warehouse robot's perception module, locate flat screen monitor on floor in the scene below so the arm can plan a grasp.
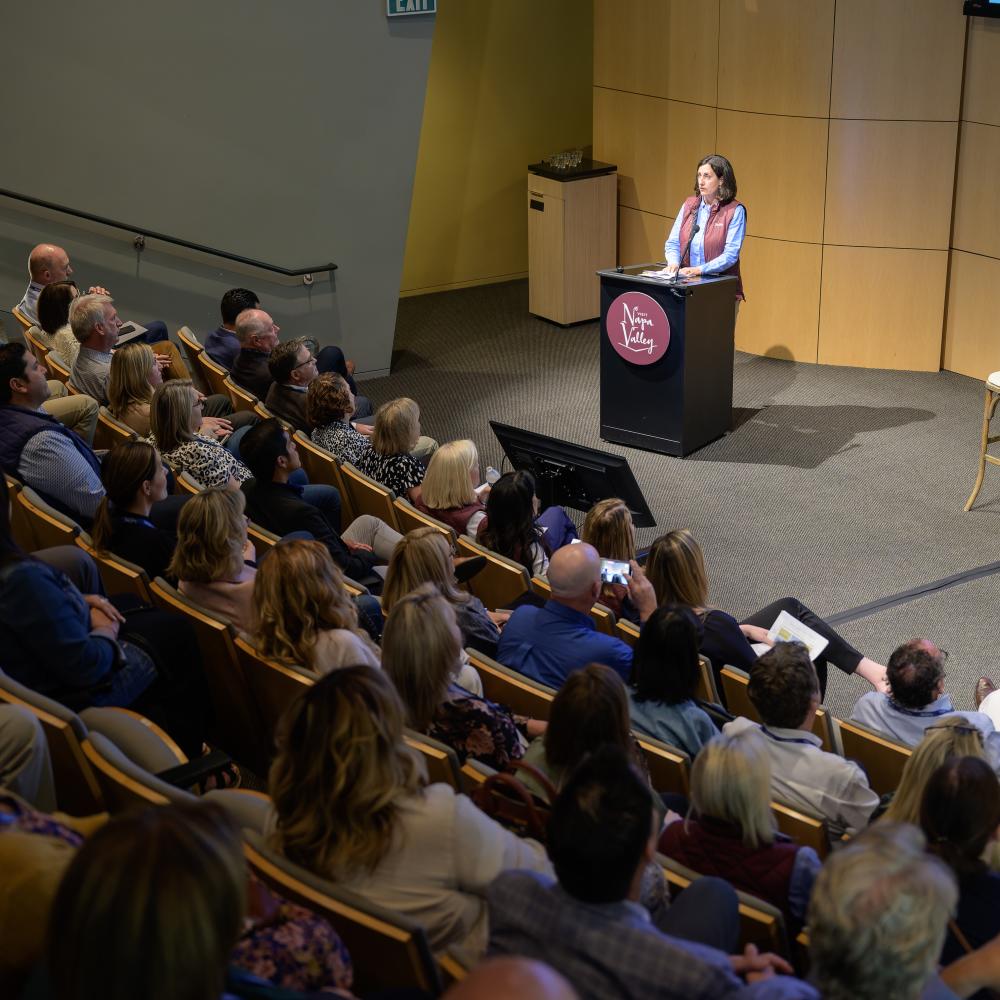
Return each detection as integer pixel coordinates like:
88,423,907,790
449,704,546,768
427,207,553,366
489,421,656,529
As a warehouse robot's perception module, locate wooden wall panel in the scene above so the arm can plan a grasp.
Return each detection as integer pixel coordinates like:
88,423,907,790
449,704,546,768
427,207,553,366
593,88,669,215
943,251,1000,381
818,247,947,371
594,0,670,97
963,17,1000,127
619,207,669,267
717,0,834,117
734,237,821,362
717,110,828,243
824,120,957,249
665,2,720,107
830,0,965,121
953,122,1000,259
663,102,718,214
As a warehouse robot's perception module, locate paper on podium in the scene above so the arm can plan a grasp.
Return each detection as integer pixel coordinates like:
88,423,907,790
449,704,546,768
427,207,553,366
639,267,675,280
767,610,828,661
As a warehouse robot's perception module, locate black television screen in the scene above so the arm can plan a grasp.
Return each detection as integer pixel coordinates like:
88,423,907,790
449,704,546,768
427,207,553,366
964,0,1000,17
489,421,656,528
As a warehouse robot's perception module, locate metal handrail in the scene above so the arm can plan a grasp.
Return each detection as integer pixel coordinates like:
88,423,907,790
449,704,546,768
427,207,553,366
0,187,337,280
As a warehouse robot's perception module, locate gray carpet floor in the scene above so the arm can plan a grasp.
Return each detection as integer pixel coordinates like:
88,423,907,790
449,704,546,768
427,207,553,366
367,279,1000,718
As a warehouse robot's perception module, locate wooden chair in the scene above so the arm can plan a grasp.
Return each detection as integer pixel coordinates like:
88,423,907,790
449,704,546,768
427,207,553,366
404,729,464,791
393,497,458,545
535,576,617,631
195,351,231,398
24,326,50,364
11,305,33,331
176,470,205,495
772,801,829,859
175,326,204,359
616,618,640,645
965,370,1000,510
838,719,911,796
293,431,355,524
635,735,690,797
660,855,791,959
695,656,721,704
248,520,280,558
253,400,289,427
340,462,401,528
75,533,153,603
457,536,530,610
94,406,138,451
465,647,556,720
5,474,36,551
720,666,838,754
18,485,80,549
45,351,72,385
224,375,258,413
0,669,104,815
149,577,268,773
244,834,443,996
590,602,616,636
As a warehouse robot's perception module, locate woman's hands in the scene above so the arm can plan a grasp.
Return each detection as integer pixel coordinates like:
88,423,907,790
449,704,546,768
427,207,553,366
739,623,774,646
85,594,125,636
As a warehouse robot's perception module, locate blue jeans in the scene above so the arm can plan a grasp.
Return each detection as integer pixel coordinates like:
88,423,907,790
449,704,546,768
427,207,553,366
141,320,170,344
223,424,254,459
301,484,342,532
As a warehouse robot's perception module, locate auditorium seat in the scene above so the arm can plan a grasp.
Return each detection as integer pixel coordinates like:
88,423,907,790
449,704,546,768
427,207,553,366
17,485,80,549
965,370,1000,511
75,533,153,604
94,406,138,451
340,462,401,529
837,719,911,796
465,647,556,720
292,431,355,523
393,496,458,545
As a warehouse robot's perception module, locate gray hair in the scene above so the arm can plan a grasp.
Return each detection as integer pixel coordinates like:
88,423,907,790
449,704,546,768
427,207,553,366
69,293,113,344
808,823,957,1000
234,309,268,346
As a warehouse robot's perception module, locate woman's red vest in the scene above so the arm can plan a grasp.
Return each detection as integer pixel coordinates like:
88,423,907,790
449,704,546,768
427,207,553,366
678,196,745,300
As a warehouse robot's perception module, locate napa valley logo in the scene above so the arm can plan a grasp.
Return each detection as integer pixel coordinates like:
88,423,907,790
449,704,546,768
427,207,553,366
606,291,669,366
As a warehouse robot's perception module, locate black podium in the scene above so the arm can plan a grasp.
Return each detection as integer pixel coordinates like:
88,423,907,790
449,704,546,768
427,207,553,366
598,266,738,457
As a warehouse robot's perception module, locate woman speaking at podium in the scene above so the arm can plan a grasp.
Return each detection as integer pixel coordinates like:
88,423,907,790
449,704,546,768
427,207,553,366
663,154,746,307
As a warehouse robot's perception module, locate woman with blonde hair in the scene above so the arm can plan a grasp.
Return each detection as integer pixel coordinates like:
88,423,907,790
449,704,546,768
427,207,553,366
106,341,162,436
355,396,427,503
659,727,820,930
582,497,637,621
268,664,550,965
168,488,256,632
881,716,989,825
382,583,533,770
644,528,888,699
382,526,503,656
252,539,379,675
418,439,487,538
150,380,250,490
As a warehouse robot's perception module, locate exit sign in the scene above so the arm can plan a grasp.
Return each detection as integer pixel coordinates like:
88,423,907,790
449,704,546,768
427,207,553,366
387,0,435,14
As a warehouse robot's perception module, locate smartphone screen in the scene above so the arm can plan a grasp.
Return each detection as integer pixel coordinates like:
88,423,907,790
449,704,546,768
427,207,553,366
600,559,631,585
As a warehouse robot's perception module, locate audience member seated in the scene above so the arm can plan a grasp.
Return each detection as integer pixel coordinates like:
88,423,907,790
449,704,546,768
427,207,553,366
91,440,176,581
660,727,820,931
628,604,718,757
881,715,989,825
0,473,207,756
851,639,1000,767
645,529,889,697
268,665,551,966
31,279,81,365
308,372,376,464
418,439,489,537
0,704,56,811
498,543,655,687
475,470,578,573
170,487,257,633
355,397,435,500
38,800,353,1000
581,497,640,622
488,745,800,1000
150,380,251,490
240,418,400,590
252,539,380,674
724,642,878,839
382,526,503,657
444,957,577,1000
382,583,532,771
205,287,259,370
921,756,1000,980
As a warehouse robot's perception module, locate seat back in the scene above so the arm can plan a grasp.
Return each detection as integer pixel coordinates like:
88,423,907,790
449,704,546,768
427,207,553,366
18,485,80,549
196,351,231,397
616,618,640,645
589,602,616,636
244,833,443,996
176,470,205,495
75,534,153,603
695,656,721,704
149,577,267,773
0,669,103,814
838,719,911,796
45,352,71,384
254,400,291,428
456,536,530,609
393,498,458,544
5,474,36,550
247,520,280,558
11,305,33,331
772,801,829,859
293,431,355,523
223,375,258,413
340,462,400,528
536,575,615,630
404,729,464,791
465,647,557,719
175,326,204,358
634,735,690,797
24,326,50,364
94,406,138,451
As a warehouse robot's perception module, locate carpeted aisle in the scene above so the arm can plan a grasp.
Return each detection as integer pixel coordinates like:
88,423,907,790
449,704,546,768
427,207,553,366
365,279,1000,714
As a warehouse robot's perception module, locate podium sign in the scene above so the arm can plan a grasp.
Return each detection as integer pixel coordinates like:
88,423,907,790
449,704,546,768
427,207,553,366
598,267,737,457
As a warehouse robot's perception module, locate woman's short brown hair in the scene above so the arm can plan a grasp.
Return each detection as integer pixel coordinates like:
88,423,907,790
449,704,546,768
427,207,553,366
644,529,709,607
372,397,419,456
168,487,247,583
306,372,354,428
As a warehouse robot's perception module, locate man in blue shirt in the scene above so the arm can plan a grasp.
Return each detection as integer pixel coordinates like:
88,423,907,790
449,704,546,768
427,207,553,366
497,542,655,687
204,287,259,370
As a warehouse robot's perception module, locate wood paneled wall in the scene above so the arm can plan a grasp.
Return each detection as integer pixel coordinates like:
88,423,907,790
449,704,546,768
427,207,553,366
593,0,967,371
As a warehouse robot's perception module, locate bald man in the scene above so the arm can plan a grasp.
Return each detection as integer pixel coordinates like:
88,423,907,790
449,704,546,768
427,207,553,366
496,542,656,688
445,957,578,1000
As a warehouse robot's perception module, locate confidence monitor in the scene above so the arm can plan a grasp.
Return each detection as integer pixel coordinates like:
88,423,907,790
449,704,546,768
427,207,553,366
489,421,656,529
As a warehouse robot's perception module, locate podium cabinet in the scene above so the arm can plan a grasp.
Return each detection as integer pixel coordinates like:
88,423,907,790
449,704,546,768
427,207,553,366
528,159,616,325
598,267,738,457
